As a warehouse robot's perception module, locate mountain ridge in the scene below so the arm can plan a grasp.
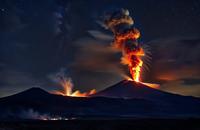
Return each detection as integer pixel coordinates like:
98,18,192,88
0,80,199,119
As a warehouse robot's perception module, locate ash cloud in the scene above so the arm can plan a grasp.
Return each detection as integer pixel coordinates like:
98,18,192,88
69,37,126,91
73,34,200,97
68,8,144,90
146,37,200,97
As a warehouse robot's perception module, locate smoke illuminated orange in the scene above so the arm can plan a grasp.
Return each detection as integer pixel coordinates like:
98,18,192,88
113,28,145,82
104,9,147,82
53,78,96,97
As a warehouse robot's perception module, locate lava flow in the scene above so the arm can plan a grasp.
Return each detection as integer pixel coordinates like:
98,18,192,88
53,75,96,97
104,9,145,82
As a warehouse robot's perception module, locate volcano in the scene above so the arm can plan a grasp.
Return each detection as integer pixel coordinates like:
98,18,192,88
92,80,199,101
92,80,168,99
0,80,200,120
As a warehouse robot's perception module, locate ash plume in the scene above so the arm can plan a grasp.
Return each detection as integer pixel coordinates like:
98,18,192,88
70,8,150,90
102,8,145,82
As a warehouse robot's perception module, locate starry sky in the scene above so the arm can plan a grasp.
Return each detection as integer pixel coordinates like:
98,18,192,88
0,0,200,97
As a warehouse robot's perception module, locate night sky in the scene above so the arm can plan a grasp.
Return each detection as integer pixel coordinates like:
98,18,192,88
0,0,200,97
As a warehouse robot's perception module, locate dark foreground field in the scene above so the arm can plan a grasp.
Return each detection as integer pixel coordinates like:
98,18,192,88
0,119,200,130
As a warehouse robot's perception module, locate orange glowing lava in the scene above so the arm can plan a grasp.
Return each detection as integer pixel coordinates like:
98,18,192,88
104,9,147,83
141,82,160,89
113,28,145,82
123,75,160,89
53,78,96,97
128,48,144,82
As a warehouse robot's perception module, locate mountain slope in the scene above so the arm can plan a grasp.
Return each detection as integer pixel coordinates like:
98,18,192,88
92,80,200,103
0,81,200,119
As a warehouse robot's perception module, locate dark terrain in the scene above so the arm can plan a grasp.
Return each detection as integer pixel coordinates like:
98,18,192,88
0,80,200,130
0,80,200,120
0,119,200,130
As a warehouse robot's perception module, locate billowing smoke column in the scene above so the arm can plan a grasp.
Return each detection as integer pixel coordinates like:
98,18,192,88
103,9,145,82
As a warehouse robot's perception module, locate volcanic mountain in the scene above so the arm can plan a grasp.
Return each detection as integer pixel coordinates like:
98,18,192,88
92,80,168,99
0,80,200,120
92,80,199,101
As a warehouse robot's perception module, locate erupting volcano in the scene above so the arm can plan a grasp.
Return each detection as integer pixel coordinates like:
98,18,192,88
104,9,145,82
52,9,155,98
1,8,199,121
53,74,96,97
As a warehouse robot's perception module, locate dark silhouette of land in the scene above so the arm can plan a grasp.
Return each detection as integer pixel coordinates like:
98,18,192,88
0,80,200,120
0,119,200,130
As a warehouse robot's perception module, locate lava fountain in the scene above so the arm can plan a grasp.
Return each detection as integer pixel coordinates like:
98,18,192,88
52,72,96,97
103,9,145,82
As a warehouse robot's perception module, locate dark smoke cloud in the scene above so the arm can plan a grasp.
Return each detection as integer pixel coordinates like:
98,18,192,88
146,37,200,80
71,35,200,97
146,37,200,97
88,30,113,41
69,37,126,91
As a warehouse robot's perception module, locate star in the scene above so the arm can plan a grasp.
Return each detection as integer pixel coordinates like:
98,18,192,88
1,8,5,12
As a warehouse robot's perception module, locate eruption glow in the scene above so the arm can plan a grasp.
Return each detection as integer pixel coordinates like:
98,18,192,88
52,9,158,97
104,9,145,82
51,70,96,97
54,77,96,97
